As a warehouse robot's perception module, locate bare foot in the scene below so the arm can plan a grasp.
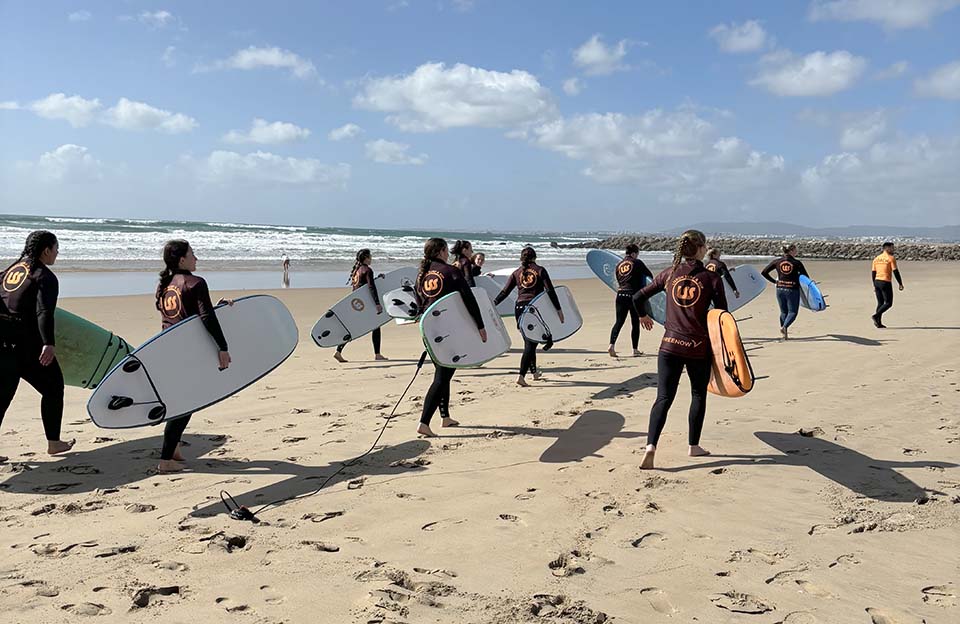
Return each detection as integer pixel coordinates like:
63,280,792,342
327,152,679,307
532,370,543,381
633,349,643,357
640,447,656,470
516,375,529,387
47,439,76,455
334,352,347,363
416,423,437,437
157,459,185,473
441,417,459,428
608,346,617,358
375,354,388,361
172,444,185,461
688,445,711,457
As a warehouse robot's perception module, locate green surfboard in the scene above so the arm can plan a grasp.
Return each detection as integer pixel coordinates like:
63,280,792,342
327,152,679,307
54,309,134,389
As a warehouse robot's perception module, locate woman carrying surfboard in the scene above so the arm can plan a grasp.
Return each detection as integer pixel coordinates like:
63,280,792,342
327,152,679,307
155,240,232,473
0,230,75,455
704,249,740,300
608,243,652,358
761,243,810,340
416,238,486,437
632,230,727,470
494,247,563,387
334,249,387,363
451,240,480,288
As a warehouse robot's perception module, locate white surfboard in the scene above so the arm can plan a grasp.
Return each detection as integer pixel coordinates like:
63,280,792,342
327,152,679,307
722,265,766,313
87,295,298,429
490,267,515,277
420,287,511,368
475,275,516,317
383,286,420,320
311,267,417,347
518,286,583,343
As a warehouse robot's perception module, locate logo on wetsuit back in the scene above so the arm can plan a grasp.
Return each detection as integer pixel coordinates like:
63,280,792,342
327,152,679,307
2,262,29,293
779,261,793,275
351,298,365,312
671,276,703,308
520,269,539,288
421,271,444,298
706,262,718,273
617,261,633,278
161,285,183,319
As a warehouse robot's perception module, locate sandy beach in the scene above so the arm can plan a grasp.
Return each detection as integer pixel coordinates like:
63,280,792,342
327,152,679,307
1,260,958,623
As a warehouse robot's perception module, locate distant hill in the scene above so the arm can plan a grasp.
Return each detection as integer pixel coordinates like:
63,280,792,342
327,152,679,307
664,222,960,242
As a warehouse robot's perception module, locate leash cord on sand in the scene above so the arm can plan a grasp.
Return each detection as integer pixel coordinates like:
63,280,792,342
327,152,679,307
219,350,429,522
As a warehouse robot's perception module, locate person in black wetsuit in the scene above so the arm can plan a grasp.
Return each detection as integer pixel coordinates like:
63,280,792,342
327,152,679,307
416,238,486,437
632,230,727,470
494,247,563,387
607,243,653,358
761,243,810,340
335,249,387,362
155,240,233,473
0,230,75,455
451,240,481,288
704,248,740,301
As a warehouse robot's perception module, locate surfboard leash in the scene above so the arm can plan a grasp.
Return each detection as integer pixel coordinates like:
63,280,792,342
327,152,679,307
219,349,430,523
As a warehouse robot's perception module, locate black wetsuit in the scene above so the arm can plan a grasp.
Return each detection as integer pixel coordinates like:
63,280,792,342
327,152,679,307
609,256,653,350
495,262,561,377
705,259,737,292
762,256,809,330
0,260,64,441
456,254,479,288
633,260,727,447
158,271,228,461
416,261,484,426
337,264,381,355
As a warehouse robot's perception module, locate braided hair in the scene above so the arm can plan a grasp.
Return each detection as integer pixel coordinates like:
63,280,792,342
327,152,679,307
520,246,536,268
417,238,448,285
16,230,58,270
155,239,190,311
671,230,707,268
349,248,371,284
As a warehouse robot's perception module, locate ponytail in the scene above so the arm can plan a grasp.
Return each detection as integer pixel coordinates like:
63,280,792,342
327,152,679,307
16,230,58,271
671,230,707,268
451,240,471,266
155,239,190,311
782,242,797,256
349,248,371,284
520,246,536,268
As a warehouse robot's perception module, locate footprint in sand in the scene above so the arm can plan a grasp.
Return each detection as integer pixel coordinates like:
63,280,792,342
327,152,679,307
710,591,774,614
153,560,188,572
259,585,286,605
795,579,835,599
548,552,585,577
922,584,956,607
828,554,860,568
764,566,808,585
865,607,927,623
515,488,537,501
300,540,340,552
215,597,250,613
639,587,679,615
420,518,466,532
630,532,665,548
775,612,818,624
16,580,59,597
61,603,112,616
498,514,521,523
413,567,457,579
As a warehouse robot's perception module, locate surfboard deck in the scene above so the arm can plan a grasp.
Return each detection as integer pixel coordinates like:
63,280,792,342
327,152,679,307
475,275,516,317
87,295,298,429
518,286,583,344
706,309,754,398
312,267,417,347
587,249,666,325
721,265,766,313
54,308,134,389
420,287,510,368
799,275,826,312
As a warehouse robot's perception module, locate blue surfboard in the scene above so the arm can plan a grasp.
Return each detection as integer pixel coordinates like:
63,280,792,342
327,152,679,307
799,275,826,312
586,249,666,325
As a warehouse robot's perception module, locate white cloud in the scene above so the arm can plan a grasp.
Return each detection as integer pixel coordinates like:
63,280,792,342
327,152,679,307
102,98,197,133
30,93,102,127
32,144,103,183
0,101,19,110
876,60,910,80
328,123,363,141
751,50,867,96
354,62,556,132
365,139,428,165
839,110,888,150
223,118,311,144
573,34,631,76
451,0,476,11
68,10,92,22
162,46,177,68
562,78,583,96
709,20,769,53
809,0,960,30
915,60,960,99
139,10,174,28
196,46,318,80
186,151,350,187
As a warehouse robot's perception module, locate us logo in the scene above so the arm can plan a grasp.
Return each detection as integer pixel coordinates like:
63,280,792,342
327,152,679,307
351,298,365,312
422,271,444,297
520,269,538,288
2,262,29,293
671,276,702,308
617,261,632,277
161,285,183,319
779,261,793,274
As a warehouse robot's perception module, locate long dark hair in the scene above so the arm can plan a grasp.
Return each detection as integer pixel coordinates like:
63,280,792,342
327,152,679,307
16,230,58,270
349,248,371,284
671,230,706,268
625,243,639,255
155,239,190,311
520,246,536,268
451,240,471,266
418,237,448,283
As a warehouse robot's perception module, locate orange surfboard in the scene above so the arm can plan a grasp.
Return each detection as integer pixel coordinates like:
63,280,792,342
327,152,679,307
707,309,755,398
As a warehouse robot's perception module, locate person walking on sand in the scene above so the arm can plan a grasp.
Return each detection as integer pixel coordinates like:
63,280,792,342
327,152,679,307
334,249,388,363
632,230,727,470
761,243,810,341
871,242,904,329
608,243,653,358
704,248,740,301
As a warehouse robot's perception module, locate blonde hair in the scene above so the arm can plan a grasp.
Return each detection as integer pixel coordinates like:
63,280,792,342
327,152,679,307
672,230,707,267
781,242,797,255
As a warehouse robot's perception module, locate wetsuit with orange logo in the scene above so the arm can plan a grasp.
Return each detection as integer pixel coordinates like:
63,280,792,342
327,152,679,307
632,260,727,448
495,262,561,376
705,259,738,292
761,255,809,330
338,264,382,355
0,260,65,441
610,257,653,350
871,251,903,326
416,260,484,427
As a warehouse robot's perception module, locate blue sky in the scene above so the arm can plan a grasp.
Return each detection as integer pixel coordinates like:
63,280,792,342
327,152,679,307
1,0,958,231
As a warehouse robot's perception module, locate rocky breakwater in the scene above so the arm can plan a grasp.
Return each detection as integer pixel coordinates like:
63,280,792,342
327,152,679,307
562,235,960,261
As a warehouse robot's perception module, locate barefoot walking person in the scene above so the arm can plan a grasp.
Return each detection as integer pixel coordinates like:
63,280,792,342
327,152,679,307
871,242,904,328
608,243,652,358
155,240,232,473
761,243,810,340
415,238,486,437
0,231,75,455
335,249,387,362
632,230,727,470
704,248,740,301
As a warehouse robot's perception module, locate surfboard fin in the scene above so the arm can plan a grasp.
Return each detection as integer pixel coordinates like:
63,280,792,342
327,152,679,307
122,359,142,373
148,406,166,421
108,396,134,410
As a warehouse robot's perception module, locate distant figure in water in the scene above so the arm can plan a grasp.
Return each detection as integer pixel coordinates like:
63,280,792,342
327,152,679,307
281,253,290,275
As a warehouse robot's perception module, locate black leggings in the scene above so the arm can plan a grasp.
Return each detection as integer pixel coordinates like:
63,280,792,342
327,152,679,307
515,303,538,377
161,414,192,460
874,280,894,320
0,346,65,441
647,352,711,447
337,327,381,354
420,363,455,426
609,292,640,349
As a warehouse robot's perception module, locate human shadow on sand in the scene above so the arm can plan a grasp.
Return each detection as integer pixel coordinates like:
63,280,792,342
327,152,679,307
663,431,957,503
742,334,890,347
456,410,643,463
590,372,659,400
